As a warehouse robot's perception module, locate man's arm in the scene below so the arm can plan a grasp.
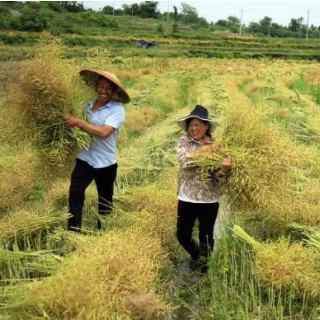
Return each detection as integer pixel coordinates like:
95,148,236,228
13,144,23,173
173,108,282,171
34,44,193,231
65,117,115,139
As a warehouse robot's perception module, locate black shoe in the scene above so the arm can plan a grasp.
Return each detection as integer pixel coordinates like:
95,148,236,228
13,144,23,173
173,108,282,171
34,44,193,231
198,262,208,274
198,256,208,274
199,240,214,257
189,258,201,272
189,257,208,274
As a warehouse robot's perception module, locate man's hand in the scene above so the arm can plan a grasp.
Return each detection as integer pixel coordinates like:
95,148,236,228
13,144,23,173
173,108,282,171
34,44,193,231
65,117,85,129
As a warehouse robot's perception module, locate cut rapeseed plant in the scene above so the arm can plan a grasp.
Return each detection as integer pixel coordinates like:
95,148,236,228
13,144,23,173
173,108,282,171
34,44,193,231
7,34,93,165
233,225,320,299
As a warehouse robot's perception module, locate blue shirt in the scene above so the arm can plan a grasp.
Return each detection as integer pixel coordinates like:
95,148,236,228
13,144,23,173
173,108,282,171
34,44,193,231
77,99,125,168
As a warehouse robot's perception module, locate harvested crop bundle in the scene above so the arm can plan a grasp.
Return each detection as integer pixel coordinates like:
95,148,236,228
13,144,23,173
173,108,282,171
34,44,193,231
0,209,69,243
0,144,39,212
2,227,170,320
187,101,320,227
188,104,294,208
8,34,93,165
233,225,320,299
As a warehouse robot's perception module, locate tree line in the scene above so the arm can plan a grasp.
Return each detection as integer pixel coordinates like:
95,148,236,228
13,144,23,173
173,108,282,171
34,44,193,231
0,1,319,39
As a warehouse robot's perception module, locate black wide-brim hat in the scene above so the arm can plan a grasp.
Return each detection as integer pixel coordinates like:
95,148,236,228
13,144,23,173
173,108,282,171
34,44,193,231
177,105,216,133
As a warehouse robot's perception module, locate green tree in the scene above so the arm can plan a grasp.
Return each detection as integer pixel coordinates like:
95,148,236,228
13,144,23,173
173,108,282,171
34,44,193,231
17,3,47,31
216,19,228,27
180,2,198,24
0,5,11,29
102,5,123,16
122,3,139,16
0,5,9,16
227,15,240,26
289,17,304,31
131,3,140,16
139,1,159,19
289,17,304,37
102,5,113,15
46,2,65,12
0,1,24,10
114,9,123,16
259,16,272,35
58,1,84,13
172,5,179,33
198,17,209,28
249,21,264,35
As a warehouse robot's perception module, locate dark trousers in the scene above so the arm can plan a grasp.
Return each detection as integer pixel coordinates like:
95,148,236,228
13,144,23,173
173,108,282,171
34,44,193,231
177,200,219,260
68,159,118,231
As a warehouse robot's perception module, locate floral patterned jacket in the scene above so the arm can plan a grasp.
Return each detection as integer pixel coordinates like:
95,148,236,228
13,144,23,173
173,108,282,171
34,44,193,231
177,134,227,202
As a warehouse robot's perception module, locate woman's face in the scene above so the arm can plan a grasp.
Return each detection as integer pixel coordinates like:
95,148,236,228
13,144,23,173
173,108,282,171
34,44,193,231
188,118,209,141
96,78,116,104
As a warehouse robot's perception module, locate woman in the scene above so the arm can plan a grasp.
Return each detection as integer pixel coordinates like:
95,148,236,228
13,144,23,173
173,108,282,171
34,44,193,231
65,70,130,231
176,105,231,273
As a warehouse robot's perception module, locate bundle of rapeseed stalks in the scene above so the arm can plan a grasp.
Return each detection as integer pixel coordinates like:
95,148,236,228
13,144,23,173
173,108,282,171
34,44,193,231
233,225,320,299
189,104,294,209
2,227,171,320
8,34,93,165
188,99,320,227
0,248,63,280
0,144,39,212
291,223,320,252
0,209,69,243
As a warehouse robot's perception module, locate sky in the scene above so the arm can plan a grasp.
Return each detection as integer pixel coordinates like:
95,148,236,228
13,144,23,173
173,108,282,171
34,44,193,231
83,1,320,27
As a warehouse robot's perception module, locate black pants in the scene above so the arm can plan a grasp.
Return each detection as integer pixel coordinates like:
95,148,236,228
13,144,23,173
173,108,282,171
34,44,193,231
177,200,219,260
68,159,118,231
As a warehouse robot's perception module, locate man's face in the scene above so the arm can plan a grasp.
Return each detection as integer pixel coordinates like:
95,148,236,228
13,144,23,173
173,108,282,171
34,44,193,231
96,78,116,103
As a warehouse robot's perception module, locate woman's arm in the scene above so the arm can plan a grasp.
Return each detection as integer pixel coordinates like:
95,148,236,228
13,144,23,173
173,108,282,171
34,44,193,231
177,136,195,169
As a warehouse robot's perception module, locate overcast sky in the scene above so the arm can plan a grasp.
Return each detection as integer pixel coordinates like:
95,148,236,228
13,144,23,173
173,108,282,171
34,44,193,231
83,1,320,27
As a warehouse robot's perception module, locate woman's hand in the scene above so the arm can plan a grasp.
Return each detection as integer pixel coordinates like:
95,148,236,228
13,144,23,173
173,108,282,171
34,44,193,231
65,117,85,129
221,157,231,173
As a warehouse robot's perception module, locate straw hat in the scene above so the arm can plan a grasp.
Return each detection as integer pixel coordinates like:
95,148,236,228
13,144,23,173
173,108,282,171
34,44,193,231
80,69,131,104
177,105,216,133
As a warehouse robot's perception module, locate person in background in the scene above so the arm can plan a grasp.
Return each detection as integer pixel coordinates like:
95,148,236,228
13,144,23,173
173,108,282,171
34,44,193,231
176,105,231,273
65,69,130,231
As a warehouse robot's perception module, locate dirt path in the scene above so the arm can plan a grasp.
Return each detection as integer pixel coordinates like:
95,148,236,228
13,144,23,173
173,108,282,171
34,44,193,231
172,259,204,320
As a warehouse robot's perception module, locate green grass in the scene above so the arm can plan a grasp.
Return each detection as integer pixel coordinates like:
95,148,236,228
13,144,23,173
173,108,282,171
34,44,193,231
241,77,320,146
3,25,320,61
291,73,320,105
24,187,44,203
291,73,309,94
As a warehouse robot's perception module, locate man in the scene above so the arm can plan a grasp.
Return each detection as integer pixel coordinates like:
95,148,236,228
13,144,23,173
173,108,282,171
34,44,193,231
65,69,130,231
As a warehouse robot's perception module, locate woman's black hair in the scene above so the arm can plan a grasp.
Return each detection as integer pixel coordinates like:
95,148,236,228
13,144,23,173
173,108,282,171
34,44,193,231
186,117,212,138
